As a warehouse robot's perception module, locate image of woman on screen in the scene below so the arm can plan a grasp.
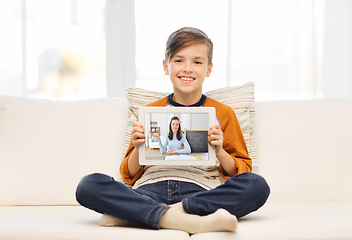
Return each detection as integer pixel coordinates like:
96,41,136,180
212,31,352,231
150,116,191,154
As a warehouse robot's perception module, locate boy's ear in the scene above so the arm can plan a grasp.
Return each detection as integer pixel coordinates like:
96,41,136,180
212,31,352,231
163,60,169,75
206,63,213,77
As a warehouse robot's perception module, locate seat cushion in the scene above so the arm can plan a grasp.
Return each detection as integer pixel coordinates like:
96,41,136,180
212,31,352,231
190,201,352,240
1,202,351,240
0,206,190,240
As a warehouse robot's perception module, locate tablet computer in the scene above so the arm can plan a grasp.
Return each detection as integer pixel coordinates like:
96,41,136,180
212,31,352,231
138,106,216,165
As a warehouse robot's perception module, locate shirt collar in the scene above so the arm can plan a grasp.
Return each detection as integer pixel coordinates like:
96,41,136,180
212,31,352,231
167,93,206,107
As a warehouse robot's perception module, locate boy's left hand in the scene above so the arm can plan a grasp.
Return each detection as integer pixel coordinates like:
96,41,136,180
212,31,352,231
208,123,223,154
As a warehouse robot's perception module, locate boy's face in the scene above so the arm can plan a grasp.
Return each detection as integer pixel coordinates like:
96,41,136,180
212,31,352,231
163,43,213,97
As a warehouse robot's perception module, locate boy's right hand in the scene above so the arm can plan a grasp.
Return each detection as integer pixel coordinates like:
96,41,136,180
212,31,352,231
131,122,145,148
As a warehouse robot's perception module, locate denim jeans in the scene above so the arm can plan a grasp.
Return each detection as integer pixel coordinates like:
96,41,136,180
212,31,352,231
75,172,270,229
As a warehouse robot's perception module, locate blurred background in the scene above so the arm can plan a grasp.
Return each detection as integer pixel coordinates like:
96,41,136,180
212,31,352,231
0,0,351,101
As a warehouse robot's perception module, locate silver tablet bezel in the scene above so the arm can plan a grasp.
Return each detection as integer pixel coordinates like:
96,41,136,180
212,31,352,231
138,106,216,166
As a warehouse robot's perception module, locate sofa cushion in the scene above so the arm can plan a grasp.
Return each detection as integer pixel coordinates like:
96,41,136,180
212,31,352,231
123,82,257,179
1,202,351,240
0,206,190,240
190,201,352,240
0,96,128,206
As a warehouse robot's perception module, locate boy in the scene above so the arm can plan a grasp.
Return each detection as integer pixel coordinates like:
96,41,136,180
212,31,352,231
76,27,270,234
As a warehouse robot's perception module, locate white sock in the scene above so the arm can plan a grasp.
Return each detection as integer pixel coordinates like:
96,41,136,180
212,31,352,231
99,213,136,227
159,204,237,234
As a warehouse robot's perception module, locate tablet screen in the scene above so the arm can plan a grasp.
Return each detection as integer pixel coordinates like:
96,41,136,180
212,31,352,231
138,107,216,165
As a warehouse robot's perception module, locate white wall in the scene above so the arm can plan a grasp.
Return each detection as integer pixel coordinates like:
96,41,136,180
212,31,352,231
106,0,136,98
322,0,352,98
0,0,23,97
190,113,209,130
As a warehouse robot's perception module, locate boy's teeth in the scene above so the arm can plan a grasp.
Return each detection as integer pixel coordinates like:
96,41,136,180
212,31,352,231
180,77,194,81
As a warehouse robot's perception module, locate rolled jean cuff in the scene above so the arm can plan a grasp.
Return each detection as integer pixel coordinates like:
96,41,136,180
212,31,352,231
181,198,191,214
154,204,170,229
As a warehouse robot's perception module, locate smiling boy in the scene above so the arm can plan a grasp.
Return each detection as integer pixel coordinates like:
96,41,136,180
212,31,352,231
76,27,270,234
164,42,212,103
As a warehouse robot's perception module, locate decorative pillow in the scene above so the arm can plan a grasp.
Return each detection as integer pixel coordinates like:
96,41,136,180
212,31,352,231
205,82,258,173
122,82,258,177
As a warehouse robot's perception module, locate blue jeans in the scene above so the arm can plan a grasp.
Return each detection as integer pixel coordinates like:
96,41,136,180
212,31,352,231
75,172,270,229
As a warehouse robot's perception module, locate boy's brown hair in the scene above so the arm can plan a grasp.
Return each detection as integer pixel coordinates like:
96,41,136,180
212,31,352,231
165,27,213,65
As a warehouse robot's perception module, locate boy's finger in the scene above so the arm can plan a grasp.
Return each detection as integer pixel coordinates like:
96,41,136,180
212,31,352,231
132,131,145,140
209,134,223,142
133,138,145,144
208,128,222,137
133,121,144,129
209,123,220,130
132,126,144,134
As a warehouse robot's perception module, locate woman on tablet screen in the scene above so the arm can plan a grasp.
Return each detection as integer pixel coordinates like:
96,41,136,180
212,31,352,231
150,116,191,154
76,27,270,234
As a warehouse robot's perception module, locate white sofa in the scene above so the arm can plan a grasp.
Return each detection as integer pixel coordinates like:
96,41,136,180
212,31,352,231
0,95,351,240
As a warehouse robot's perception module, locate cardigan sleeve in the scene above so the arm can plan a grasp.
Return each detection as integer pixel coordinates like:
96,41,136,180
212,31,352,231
205,98,252,177
119,140,144,185
219,108,252,177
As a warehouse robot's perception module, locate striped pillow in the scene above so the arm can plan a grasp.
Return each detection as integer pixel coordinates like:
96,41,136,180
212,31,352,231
122,81,258,176
204,82,257,173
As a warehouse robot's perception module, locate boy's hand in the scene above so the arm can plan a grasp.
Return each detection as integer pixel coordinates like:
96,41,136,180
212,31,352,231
131,122,145,149
208,123,237,176
208,123,224,154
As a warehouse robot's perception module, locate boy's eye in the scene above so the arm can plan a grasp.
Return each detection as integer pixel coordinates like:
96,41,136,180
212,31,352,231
174,59,182,63
195,61,202,64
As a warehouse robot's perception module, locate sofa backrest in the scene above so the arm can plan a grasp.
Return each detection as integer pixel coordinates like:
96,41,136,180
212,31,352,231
255,98,352,202
0,96,128,206
2,96,352,205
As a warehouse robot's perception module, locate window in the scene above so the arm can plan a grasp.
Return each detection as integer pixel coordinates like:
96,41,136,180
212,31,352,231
2,1,351,101
134,0,229,94
25,0,106,100
0,1,22,96
228,0,324,101
134,0,325,101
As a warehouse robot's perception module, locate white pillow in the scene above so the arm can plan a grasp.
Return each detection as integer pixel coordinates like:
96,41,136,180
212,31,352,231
0,96,128,206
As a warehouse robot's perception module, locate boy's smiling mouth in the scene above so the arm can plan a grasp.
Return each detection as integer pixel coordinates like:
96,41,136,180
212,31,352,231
179,76,195,83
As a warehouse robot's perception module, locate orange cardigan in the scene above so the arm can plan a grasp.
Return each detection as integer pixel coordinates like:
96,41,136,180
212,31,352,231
120,96,252,185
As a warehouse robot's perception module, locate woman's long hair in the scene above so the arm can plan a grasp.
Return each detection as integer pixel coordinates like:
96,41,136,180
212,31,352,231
168,116,182,141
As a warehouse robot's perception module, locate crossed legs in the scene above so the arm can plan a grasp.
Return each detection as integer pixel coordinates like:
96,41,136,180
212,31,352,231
76,172,270,234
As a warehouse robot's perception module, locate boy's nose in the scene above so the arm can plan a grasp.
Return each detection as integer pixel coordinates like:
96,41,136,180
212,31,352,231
183,62,193,73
